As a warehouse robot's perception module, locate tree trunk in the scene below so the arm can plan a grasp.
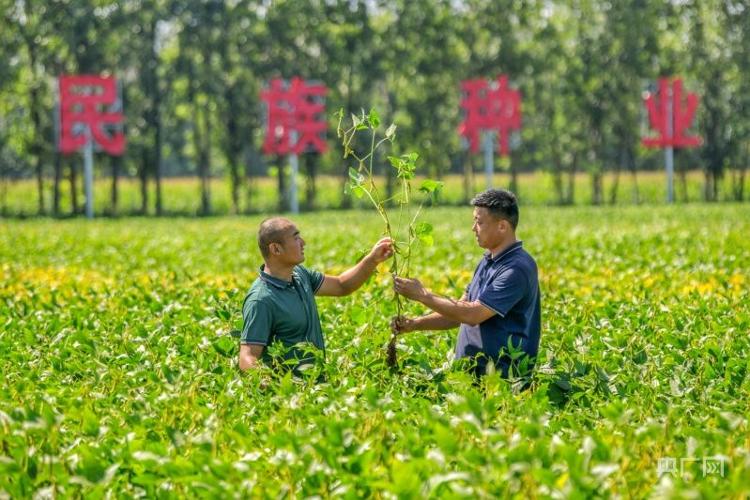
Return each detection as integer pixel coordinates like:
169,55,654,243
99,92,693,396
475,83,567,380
609,151,622,205
734,145,748,201
277,154,287,212
0,163,6,216
566,153,578,205
110,155,120,216
183,54,210,216
35,155,45,215
244,156,255,214
551,139,564,204
154,100,163,216
225,96,242,215
703,169,714,202
189,70,211,216
591,171,603,205
229,157,241,215
462,151,473,204
552,159,564,205
140,148,149,214
199,106,212,216
151,22,163,217
679,168,689,203
53,152,62,216
69,159,78,215
304,153,317,211
26,35,45,215
509,158,518,197
216,5,240,215
627,147,640,204
713,170,720,202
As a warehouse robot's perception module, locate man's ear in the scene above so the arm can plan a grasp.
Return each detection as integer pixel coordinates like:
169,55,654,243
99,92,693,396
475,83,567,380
270,242,281,255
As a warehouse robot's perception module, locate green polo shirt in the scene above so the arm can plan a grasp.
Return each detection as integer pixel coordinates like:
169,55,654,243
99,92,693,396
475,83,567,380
241,265,325,368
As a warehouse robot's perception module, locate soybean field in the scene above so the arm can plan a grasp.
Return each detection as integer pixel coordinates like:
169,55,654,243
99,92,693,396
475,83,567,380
1,204,749,498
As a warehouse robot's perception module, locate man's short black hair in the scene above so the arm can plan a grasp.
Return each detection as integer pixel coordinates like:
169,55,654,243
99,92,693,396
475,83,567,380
257,217,293,259
471,189,519,229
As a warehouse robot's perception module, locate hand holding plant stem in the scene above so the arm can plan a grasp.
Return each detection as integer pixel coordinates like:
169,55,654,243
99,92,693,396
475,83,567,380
336,108,443,367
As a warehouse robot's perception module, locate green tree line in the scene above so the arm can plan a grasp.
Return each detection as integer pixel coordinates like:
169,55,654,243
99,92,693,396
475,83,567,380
1,0,748,216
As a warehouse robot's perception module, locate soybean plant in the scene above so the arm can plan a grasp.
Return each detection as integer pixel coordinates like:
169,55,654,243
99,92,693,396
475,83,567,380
336,108,442,366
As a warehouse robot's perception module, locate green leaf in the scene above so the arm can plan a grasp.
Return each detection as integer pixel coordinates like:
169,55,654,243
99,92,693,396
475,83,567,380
212,336,236,357
368,108,380,128
214,308,230,321
419,179,444,195
415,222,434,246
392,152,417,180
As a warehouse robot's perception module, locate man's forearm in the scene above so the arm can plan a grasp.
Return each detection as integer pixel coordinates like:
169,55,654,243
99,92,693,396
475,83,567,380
337,255,378,294
239,357,258,371
418,293,485,326
239,354,261,371
239,344,264,371
412,313,461,331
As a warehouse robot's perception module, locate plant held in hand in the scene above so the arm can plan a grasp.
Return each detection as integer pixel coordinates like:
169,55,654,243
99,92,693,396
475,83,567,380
336,108,442,367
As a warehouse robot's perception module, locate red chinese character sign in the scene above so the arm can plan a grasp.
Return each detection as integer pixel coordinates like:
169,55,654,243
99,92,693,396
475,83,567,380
642,78,700,149
642,77,701,203
261,77,328,155
58,75,125,156
261,77,328,214
458,75,521,156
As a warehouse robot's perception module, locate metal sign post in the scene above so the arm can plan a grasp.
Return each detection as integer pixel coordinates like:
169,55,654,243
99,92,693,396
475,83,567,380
289,130,299,214
642,77,700,204
57,75,126,218
261,78,328,213
665,85,674,204
483,130,495,189
83,126,94,219
459,76,521,191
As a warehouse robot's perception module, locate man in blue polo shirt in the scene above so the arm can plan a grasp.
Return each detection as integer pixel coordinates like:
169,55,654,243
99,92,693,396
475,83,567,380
239,217,393,372
392,188,541,378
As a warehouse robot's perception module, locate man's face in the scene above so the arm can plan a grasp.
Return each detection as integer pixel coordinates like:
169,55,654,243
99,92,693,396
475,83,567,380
472,207,505,250
276,224,306,265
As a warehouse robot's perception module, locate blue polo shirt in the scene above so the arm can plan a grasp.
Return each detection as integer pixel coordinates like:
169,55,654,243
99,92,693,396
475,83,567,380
455,241,541,376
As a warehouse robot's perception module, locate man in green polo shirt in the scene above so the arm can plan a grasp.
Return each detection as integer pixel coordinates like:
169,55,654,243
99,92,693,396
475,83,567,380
239,217,393,372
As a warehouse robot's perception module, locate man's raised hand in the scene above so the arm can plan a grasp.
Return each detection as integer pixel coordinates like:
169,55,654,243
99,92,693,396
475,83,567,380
368,237,394,264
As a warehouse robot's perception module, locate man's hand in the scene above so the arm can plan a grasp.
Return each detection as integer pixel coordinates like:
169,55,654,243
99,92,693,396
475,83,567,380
318,237,394,297
390,315,417,335
393,275,429,302
367,237,394,264
239,344,264,371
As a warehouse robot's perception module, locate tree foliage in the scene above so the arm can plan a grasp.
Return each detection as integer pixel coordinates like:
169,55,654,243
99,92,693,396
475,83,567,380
1,0,748,216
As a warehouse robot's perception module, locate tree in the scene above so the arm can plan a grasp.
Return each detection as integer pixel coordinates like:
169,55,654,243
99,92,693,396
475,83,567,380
216,1,262,214
4,0,60,215
688,0,735,201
